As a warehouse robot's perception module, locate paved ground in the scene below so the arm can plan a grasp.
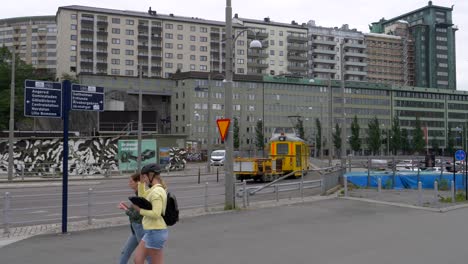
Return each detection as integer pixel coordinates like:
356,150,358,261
2,197,468,264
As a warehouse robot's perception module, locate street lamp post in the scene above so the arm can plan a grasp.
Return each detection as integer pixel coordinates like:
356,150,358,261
137,64,143,172
340,40,346,162
8,50,15,181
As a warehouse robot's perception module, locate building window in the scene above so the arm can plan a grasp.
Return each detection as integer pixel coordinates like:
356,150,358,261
270,50,275,55
112,28,120,34
165,62,173,68
111,59,120,65
125,70,134,75
165,23,173,29
177,25,183,30
177,44,183,49
126,39,134,45
279,41,283,46
190,35,196,41
237,40,245,46
177,34,183,40
71,14,77,20
200,37,208,42
190,55,196,60
112,18,120,24
111,69,120,75
279,31,283,36
237,59,244,64
190,64,196,70
71,24,77,30
111,48,120,54
237,68,244,73
270,40,274,45
165,33,173,39
71,45,76,51
200,56,207,61
237,49,244,55
125,60,134,65
177,54,183,59
200,27,208,33
270,60,275,65
125,29,134,35
279,51,283,56
200,46,208,52
200,65,207,71
70,56,76,62
126,19,134,25
165,53,173,58
112,38,120,44
190,45,196,51
70,35,77,41
190,26,196,32
126,50,134,55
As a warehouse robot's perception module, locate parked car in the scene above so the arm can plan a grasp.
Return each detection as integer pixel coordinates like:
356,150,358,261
210,150,226,166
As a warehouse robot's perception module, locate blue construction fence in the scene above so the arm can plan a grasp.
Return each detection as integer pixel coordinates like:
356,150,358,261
345,171,468,190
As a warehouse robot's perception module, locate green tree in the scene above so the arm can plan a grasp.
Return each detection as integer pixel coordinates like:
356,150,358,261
390,116,401,155
412,117,425,154
446,124,455,156
332,123,342,157
349,115,361,155
295,117,305,140
233,117,239,149
255,120,264,151
315,118,322,157
0,47,35,130
401,128,411,155
367,117,381,155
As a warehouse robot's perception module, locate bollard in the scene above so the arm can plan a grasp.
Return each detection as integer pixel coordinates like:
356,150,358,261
242,181,247,208
434,181,439,203
367,158,371,188
275,184,279,202
204,182,209,212
348,156,351,172
377,178,382,193
300,170,304,201
418,181,422,206
198,167,201,184
216,167,219,183
344,176,348,197
451,180,455,203
3,192,11,235
392,157,396,189
87,188,93,225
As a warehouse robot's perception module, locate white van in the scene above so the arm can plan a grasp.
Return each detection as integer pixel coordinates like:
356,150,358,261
210,150,226,166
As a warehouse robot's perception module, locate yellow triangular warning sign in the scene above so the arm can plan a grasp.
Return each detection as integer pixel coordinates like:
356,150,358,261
216,119,230,142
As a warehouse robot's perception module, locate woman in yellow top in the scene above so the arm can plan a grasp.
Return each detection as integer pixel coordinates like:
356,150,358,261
132,163,168,264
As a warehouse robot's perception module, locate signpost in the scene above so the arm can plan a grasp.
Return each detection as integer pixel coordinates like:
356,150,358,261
24,80,105,233
24,80,62,118
71,84,104,111
216,119,231,142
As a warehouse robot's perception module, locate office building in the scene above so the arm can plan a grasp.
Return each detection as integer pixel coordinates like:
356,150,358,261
370,1,457,89
0,16,57,76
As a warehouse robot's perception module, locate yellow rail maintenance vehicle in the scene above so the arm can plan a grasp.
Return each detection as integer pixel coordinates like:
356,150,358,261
234,133,310,182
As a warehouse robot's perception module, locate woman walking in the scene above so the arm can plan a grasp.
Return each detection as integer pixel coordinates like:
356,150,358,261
117,173,150,264
132,163,168,264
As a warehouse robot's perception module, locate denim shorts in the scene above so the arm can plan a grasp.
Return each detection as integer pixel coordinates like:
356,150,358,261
142,229,169,249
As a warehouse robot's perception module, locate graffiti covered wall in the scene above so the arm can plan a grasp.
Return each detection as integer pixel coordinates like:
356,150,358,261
0,137,119,177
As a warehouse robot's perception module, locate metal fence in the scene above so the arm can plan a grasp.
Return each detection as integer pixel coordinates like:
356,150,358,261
1,167,343,235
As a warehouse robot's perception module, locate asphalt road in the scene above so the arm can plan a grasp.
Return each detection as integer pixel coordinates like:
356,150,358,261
2,198,468,264
0,165,322,227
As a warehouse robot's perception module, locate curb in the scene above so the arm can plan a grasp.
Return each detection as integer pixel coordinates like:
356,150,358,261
340,196,468,213
0,181,103,189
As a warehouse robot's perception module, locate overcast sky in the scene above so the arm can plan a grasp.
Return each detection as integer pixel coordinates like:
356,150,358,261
2,0,467,90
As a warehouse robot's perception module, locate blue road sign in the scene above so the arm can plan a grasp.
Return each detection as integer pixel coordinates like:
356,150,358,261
455,150,466,161
24,80,62,118
71,84,105,111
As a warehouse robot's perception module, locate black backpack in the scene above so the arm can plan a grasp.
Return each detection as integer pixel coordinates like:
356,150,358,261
163,192,179,226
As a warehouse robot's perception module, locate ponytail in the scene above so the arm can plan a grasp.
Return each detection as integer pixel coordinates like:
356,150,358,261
148,172,167,190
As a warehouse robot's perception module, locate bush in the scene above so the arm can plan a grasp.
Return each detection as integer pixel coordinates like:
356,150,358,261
438,179,449,191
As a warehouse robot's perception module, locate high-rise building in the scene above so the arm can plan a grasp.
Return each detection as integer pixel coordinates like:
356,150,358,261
370,1,457,89
232,15,309,76
56,5,227,78
0,16,57,76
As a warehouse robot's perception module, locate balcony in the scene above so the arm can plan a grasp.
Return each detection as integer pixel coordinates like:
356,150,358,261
80,39,94,45
138,45,148,50
80,61,93,67
151,36,162,42
138,54,149,60
151,55,162,61
96,62,108,68
97,21,108,27
97,41,108,48
345,70,367,76
248,31,268,39
151,26,162,33
96,50,108,57
80,28,94,35
210,31,220,37
287,44,307,51
97,31,108,37
247,51,268,58
287,35,308,43
81,20,94,26
151,45,162,51
287,65,307,71
138,35,149,41
313,67,337,74
344,42,366,49
313,57,336,64
345,60,367,67
287,54,308,61
151,65,162,71
247,62,268,68
312,48,336,55
312,39,336,46
344,51,367,58
80,50,93,56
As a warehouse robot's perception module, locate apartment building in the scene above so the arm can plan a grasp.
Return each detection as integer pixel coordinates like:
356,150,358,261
0,16,57,76
370,1,457,89
232,15,309,76
56,5,227,79
307,21,367,82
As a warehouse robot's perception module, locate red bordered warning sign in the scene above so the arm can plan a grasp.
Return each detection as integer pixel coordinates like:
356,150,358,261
216,119,231,142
